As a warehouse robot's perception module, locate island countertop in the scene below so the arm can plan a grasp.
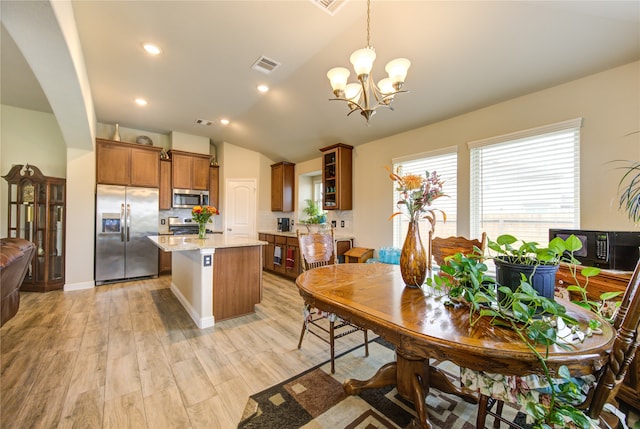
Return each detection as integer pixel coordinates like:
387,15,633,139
148,234,266,252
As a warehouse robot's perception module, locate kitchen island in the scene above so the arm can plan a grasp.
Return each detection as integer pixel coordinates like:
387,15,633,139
148,234,266,328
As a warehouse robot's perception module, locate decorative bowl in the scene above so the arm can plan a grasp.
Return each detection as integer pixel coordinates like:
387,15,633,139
136,135,153,145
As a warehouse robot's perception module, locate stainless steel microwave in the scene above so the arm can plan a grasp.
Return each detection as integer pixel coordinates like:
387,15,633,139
172,189,209,209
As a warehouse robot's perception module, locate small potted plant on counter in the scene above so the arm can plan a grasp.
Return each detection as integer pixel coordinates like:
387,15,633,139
301,199,327,232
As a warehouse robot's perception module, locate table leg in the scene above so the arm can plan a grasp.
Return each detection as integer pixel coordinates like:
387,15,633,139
343,361,397,395
428,364,477,404
342,350,476,429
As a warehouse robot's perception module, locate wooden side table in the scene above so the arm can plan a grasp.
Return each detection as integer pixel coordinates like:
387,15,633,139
344,247,374,263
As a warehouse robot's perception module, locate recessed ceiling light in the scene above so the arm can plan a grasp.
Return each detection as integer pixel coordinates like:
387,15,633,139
135,98,148,106
257,84,269,93
142,43,162,55
220,119,230,125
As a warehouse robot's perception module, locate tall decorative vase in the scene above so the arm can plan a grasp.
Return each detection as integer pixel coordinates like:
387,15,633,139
198,222,207,239
113,123,121,141
400,220,428,288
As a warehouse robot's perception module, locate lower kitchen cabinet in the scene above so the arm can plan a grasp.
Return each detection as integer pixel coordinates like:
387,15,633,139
259,232,353,280
159,249,172,274
259,233,300,280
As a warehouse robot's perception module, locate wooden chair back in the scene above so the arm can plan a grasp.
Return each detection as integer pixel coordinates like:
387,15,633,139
297,228,335,272
586,258,640,420
429,232,487,270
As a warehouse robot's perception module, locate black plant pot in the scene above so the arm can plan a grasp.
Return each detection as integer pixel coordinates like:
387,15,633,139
494,258,559,301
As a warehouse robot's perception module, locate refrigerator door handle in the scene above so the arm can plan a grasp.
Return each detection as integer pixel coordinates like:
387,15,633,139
120,204,125,242
126,204,131,242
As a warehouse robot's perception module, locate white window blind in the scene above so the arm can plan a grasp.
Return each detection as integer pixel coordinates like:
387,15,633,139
392,149,457,248
469,118,581,246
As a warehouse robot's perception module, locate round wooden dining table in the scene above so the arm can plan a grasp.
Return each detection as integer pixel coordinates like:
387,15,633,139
296,263,615,429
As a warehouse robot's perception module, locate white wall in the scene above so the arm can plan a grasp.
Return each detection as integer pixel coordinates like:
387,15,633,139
218,141,270,234
0,105,68,237
170,131,209,155
64,147,95,290
348,61,640,253
96,123,171,150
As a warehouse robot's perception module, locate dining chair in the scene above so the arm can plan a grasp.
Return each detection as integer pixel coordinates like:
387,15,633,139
473,258,640,428
429,232,487,270
296,227,368,374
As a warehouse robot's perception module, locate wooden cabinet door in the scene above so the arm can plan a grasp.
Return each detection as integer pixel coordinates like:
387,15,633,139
271,162,294,212
159,160,172,209
158,250,172,274
97,139,161,187
271,164,284,211
192,156,210,190
320,144,352,210
265,235,275,271
274,236,286,274
209,166,219,208
171,153,192,189
286,238,300,279
130,147,160,187
97,141,130,185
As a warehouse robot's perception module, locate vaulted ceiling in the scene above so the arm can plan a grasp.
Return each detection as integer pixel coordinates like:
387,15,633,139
2,1,639,162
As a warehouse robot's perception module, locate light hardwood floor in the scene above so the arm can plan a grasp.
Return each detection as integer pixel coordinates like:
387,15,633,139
0,272,367,429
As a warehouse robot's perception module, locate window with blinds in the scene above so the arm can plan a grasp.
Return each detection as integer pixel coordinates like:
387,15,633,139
392,149,458,248
469,118,582,247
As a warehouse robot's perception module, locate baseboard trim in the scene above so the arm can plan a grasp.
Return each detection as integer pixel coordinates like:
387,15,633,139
64,281,95,291
170,282,215,329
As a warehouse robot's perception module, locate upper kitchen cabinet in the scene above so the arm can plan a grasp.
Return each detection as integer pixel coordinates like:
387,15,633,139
170,150,210,190
159,159,172,210
209,166,219,208
271,162,295,212
320,143,352,210
96,139,161,187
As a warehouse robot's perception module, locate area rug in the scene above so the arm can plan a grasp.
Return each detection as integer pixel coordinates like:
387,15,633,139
237,338,525,429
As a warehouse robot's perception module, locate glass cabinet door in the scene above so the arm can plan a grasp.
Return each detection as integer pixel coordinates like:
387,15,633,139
49,202,64,281
3,164,65,292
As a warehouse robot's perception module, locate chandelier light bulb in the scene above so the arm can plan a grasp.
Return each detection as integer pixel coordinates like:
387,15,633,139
327,67,351,95
345,83,362,103
385,58,411,87
350,47,376,77
377,78,394,95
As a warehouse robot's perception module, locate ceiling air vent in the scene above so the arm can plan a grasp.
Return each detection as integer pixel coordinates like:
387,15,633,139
195,119,213,126
310,0,348,16
251,56,281,74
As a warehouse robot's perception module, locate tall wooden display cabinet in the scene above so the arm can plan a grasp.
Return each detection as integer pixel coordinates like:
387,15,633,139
3,164,66,292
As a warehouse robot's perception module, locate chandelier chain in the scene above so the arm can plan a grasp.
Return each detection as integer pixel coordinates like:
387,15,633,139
366,0,371,47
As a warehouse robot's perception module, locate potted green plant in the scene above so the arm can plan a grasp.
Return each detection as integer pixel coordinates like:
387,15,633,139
429,234,623,428
616,130,639,223
301,199,327,231
617,159,640,223
487,234,577,300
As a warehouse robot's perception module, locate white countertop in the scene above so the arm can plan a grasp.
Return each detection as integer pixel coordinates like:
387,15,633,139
148,234,266,252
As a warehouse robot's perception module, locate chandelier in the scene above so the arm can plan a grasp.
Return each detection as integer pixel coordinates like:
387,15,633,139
326,0,410,122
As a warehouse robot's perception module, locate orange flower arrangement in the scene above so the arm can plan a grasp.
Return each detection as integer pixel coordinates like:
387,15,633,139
386,166,447,228
191,205,220,224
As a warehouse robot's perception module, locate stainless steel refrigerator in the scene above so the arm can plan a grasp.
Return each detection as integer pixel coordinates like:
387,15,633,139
95,184,158,284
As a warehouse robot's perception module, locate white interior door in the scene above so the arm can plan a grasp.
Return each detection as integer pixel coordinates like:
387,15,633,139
225,179,257,237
